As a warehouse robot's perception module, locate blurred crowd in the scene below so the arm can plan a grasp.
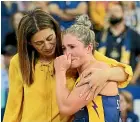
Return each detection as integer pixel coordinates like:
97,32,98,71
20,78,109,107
1,1,140,122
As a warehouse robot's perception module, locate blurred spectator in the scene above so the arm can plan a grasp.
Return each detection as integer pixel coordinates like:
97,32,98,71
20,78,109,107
96,3,140,85
25,1,50,13
1,1,18,53
3,11,25,54
122,2,138,31
3,45,17,69
48,1,88,30
1,55,9,122
16,1,26,11
35,1,50,13
131,60,140,85
120,90,139,122
135,1,140,34
1,45,17,121
88,1,118,34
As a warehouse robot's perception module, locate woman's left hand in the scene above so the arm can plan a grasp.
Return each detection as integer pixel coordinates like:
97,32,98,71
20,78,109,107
76,68,111,100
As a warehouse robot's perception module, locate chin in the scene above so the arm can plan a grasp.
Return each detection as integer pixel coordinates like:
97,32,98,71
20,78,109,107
70,62,80,69
44,50,55,57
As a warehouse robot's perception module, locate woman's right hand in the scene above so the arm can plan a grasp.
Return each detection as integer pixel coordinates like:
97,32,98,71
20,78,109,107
54,54,72,73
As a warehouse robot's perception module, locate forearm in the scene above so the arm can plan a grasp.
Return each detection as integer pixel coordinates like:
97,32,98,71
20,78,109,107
55,72,71,109
132,61,140,82
55,72,91,115
65,9,84,16
57,10,75,21
107,67,128,82
48,4,74,21
65,2,87,16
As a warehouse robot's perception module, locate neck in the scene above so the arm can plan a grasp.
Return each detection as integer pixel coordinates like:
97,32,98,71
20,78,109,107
110,21,125,36
77,55,96,75
121,110,127,117
121,110,127,122
39,55,54,63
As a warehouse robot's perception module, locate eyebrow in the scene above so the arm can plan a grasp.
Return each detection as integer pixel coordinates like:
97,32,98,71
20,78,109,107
62,44,76,47
34,34,53,42
67,44,76,46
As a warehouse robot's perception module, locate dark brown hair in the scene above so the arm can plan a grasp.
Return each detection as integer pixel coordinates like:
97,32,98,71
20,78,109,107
17,9,63,86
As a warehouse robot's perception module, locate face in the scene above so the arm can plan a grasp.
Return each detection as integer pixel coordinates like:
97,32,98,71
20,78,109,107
62,34,90,68
109,4,124,19
31,28,56,58
120,94,128,112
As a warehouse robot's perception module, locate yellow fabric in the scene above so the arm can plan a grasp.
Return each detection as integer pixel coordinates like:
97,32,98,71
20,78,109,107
3,54,75,122
121,46,131,64
87,96,105,122
94,50,133,88
89,2,117,30
89,2,106,30
3,51,132,122
75,78,105,122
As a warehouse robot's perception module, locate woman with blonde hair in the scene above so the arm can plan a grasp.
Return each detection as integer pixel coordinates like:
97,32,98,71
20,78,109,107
120,90,139,122
54,14,132,122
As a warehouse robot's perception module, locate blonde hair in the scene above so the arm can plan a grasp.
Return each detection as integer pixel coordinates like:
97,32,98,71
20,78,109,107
120,90,133,112
63,14,97,52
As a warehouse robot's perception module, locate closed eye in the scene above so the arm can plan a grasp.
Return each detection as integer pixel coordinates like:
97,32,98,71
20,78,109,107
46,34,53,41
35,41,44,45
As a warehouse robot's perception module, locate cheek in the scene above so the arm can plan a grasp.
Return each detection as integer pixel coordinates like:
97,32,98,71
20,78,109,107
63,51,66,55
73,47,86,56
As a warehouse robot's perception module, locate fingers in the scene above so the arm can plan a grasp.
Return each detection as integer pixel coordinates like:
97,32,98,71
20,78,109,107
67,53,71,64
80,68,98,79
76,76,91,87
80,68,92,79
76,81,89,87
93,82,107,99
79,84,90,98
86,86,97,100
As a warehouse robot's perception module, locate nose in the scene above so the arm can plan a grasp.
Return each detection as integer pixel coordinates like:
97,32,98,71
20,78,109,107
64,48,72,55
44,41,51,50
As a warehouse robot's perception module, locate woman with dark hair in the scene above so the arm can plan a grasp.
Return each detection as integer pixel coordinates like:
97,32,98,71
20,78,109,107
3,9,132,122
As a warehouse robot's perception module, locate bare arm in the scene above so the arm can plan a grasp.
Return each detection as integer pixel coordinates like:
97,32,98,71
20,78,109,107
131,61,140,84
107,67,129,82
65,2,88,16
48,4,75,21
55,71,93,116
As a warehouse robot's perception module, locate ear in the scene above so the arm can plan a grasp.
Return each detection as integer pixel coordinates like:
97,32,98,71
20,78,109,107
86,43,93,53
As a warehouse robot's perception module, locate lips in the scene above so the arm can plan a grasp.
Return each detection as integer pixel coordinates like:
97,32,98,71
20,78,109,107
44,50,52,53
43,48,54,53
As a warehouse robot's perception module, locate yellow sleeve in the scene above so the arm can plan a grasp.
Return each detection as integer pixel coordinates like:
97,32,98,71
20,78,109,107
3,55,24,122
89,2,106,28
94,50,133,88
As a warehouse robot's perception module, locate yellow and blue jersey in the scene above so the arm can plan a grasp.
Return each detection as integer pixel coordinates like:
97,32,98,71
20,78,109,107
73,79,121,122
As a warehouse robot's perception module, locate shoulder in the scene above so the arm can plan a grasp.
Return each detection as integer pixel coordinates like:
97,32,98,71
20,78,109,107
127,26,140,37
128,111,139,119
92,60,110,70
10,53,20,67
97,61,110,69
